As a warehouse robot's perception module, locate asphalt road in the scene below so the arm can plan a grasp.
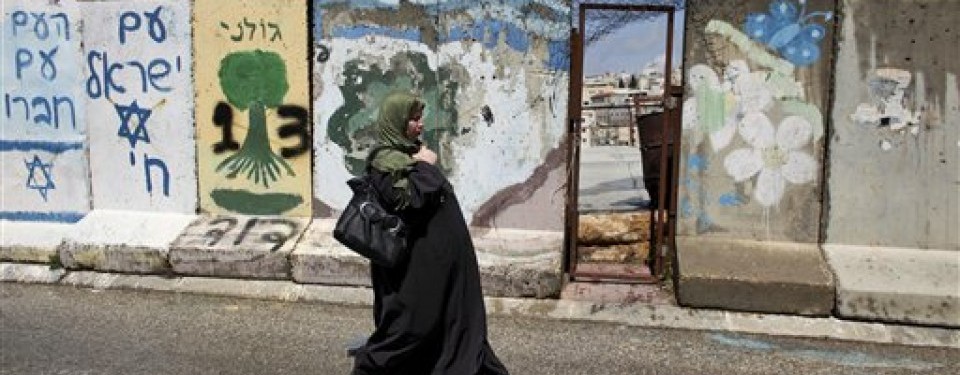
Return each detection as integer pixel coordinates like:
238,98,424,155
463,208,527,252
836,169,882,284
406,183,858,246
1,283,956,375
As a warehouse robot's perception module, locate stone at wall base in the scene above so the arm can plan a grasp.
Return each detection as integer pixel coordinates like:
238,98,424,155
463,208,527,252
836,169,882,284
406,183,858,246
0,221,77,263
169,215,309,280
292,220,563,298
58,210,195,274
290,219,371,287
677,236,835,316
825,244,960,327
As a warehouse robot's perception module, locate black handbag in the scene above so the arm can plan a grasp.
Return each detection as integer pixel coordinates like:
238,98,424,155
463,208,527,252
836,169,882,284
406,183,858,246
333,151,408,268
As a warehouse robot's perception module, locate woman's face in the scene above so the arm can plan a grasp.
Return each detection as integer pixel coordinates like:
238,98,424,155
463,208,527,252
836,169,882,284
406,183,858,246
405,111,423,140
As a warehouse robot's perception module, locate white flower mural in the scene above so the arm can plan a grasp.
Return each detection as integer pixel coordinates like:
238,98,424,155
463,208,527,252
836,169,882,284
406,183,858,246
723,113,817,207
683,61,774,153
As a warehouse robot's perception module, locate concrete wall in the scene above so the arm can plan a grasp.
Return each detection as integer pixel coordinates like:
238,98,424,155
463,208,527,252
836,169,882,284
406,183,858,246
195,0,312,217
675,0,837,315
679,0,835,242
1,0,570,297
83,1,196,213
822,0,959,326
827,0,959,250
2,0,89,223
312,0,570,230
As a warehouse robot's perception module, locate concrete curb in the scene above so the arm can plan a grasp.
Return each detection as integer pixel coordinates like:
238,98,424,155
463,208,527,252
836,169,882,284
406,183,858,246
3,263,957,349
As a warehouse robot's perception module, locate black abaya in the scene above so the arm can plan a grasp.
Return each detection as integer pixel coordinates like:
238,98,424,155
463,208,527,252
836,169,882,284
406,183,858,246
352,161,509,375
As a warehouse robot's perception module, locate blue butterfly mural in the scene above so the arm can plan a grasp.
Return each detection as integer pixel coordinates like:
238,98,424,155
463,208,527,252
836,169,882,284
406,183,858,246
744,0,833,67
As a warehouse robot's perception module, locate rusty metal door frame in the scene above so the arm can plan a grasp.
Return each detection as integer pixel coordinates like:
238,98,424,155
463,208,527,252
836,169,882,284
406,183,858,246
566,3,677,284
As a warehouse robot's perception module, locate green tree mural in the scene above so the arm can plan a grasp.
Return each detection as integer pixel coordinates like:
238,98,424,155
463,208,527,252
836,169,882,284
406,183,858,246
216,49,294,188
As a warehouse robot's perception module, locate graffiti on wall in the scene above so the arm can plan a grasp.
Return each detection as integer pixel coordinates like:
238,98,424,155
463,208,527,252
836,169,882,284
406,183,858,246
850,68,922,151
195,0,311,217
680,1,831,234
744,0,833,67
83,1,196,213
313,0,570,221
174,215,307,253
1,0,89,223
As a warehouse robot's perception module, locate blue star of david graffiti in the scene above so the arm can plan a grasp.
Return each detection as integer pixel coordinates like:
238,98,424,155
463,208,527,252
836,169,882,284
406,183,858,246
24,155,55,201
115,100,153,148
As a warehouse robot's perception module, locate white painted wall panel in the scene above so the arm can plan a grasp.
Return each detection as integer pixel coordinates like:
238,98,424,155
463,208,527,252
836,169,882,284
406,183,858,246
82,1,196,213
1,0,89,223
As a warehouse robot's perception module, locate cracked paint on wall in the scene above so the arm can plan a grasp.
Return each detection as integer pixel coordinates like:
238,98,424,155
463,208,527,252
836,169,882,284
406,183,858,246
313,1,569,229
850,68,922,151
826,0,958,250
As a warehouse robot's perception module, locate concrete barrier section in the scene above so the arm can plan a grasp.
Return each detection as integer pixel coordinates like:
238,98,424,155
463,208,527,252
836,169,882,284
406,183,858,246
826,245,960,327
59,210,195,273
170,215,308,279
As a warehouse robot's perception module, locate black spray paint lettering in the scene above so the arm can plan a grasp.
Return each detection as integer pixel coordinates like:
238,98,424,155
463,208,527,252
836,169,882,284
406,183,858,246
204,217,238,246
202,217,300,252
211,102,309,158
277,105,310,158
316,44,330,63
212,102,240,153
119,6,167,44
11,11,71,41
258,218,299,252
481,105,494,125
219,17,282,42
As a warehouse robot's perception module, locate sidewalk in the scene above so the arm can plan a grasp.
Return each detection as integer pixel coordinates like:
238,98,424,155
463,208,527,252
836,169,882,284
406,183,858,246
3,262,957,349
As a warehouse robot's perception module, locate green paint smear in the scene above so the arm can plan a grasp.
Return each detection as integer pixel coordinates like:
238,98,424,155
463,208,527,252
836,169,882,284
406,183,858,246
328,51,460,175
697,82,726,133
781,99,824,143
210,189,303,215
217,50,295,187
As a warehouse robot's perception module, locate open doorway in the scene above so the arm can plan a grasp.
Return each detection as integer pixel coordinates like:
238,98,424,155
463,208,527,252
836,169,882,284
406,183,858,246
566,2,685,284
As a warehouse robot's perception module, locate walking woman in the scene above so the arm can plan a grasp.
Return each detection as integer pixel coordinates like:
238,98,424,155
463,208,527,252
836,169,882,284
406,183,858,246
351,92,510,375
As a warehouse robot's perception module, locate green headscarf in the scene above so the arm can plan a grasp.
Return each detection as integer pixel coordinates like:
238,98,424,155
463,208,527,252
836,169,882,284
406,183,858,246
369,92,425,210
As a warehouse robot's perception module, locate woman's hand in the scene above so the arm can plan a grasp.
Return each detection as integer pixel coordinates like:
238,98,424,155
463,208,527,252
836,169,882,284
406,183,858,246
412,146,437,165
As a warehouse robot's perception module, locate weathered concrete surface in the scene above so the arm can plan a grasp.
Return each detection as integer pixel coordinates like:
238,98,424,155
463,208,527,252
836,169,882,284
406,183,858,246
170,215,309,279
472,227,564,298
0,263,64,284
677,236,835,315
826,245,960,327
290,219,371,287
58,210,195,273
292,220,563,298
0,221,75,263
826,0,960,250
